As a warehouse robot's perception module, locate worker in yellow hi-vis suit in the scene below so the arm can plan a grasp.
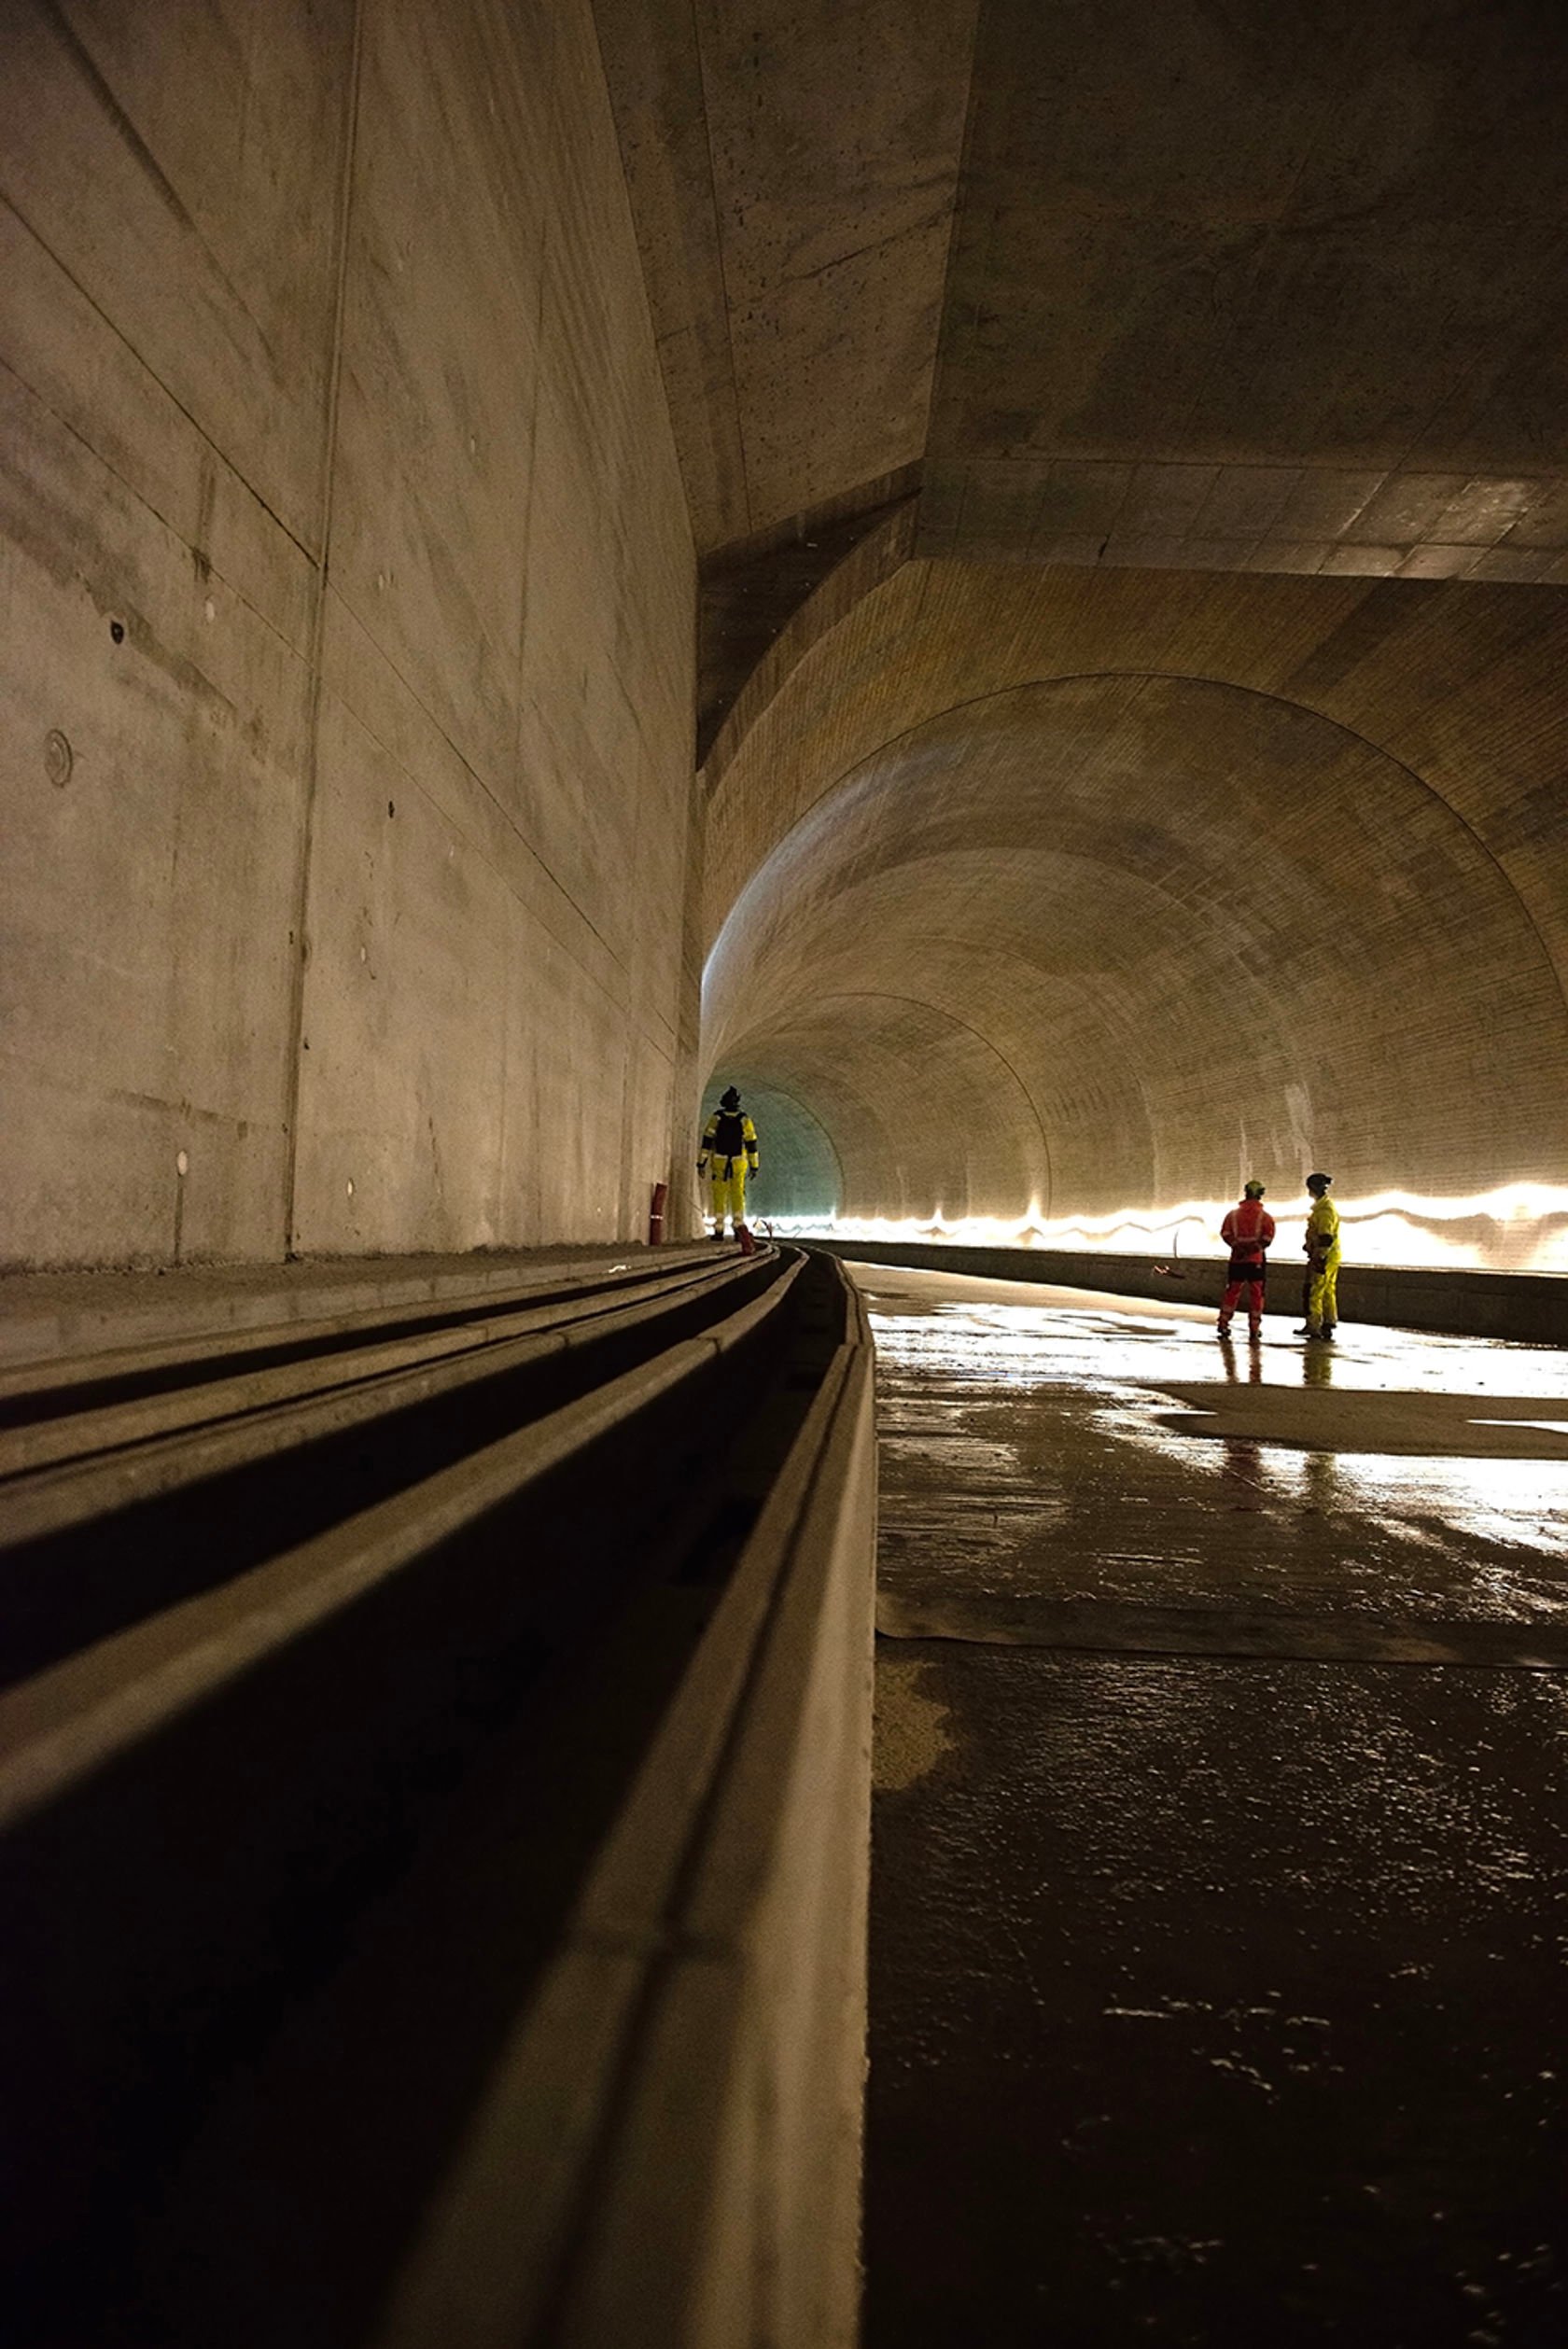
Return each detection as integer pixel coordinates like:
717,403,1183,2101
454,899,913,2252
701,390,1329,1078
697,1085,759,1239
1296,1171,1342,1341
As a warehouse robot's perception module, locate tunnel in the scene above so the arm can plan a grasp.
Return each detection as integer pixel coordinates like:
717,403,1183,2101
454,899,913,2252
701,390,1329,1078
3,1,1568,2343
703,577,1568,1265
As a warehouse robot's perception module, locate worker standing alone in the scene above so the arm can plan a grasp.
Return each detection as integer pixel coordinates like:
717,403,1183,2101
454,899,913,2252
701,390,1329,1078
697,1085,759,1241
1218,1179,1276,1339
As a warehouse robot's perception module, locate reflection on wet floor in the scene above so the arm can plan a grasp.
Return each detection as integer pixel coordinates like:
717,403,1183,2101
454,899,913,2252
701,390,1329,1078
861,1266,1568,2349
867,1277,1568,1640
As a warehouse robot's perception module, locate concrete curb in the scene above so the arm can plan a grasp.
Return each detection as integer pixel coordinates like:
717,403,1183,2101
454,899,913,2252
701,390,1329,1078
1,1246,876,2346
371,1256,877,2349
807,1239,1567,1347
0,1245,721,1371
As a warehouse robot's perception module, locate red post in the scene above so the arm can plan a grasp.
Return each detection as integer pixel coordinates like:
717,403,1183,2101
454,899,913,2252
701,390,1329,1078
648,1180,667,1246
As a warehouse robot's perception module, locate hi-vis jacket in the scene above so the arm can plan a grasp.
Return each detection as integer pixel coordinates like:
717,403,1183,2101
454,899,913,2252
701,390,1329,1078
698,1109,758,1177
1221,1197,1276,1265
1306,1194,1342,1265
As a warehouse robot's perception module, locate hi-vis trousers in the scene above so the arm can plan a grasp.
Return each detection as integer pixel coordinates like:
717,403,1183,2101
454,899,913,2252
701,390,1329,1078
709,1157,749,1231
1305,1256,1340,1333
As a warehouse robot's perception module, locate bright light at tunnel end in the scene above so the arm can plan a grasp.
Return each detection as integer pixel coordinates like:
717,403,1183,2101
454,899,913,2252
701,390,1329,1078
762,1182,1568,1274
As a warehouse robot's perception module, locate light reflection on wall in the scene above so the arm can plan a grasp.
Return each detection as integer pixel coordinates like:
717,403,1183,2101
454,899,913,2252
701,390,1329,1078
760,1182,1568,1273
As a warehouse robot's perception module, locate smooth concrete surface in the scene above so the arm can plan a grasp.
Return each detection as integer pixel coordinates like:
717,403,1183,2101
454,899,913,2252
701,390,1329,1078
859,1263,1568,2345
595,0,978,550
0,1242,715,1371
601,0,1568,578
924,0,1568,578
1,1247,875,2347
366,1322,876,2349
534,1296,877,2349
813,1240,1568,1348
2,0,693,1272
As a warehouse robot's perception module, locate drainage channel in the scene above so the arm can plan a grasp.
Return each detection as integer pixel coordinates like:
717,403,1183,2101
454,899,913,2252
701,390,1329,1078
0,1245,875,2349
0,1250,779,1680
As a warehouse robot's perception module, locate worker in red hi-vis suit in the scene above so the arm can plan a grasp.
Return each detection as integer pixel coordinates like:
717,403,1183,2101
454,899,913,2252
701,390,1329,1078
1218,1180,1276,1339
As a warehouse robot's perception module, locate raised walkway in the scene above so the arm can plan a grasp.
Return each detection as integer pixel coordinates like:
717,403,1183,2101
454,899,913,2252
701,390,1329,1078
0,1242,875,2349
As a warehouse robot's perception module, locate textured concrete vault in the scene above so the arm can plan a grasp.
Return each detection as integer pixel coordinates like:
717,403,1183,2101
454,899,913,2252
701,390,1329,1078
595,0,1568,1265
701,565,1568,1260
7,0,1568,1277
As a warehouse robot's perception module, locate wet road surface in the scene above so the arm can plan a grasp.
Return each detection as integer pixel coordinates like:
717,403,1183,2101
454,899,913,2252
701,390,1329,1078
860,1267,1568,2349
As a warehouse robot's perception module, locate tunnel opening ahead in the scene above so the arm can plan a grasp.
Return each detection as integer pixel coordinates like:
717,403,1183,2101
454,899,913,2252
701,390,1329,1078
697,1077,844,1228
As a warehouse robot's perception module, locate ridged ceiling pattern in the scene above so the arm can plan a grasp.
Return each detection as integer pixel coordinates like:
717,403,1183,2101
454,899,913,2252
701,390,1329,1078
701,563,1568,1251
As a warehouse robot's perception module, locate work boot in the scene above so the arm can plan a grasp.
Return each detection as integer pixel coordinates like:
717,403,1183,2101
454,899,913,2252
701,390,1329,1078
712,1228,728,1242
1248,1321,1262,1339
1321,1324,1337,1341
1295,1325,1319,1338
1216,1320,1231,1337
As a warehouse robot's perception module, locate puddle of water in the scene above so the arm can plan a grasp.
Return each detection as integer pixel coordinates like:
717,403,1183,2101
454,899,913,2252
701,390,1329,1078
866,1280,1568,1618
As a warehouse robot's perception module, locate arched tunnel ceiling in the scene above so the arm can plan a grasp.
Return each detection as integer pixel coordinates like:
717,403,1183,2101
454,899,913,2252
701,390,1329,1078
593,1,1568,1263
705,565,1568,981
700,562,1568,1264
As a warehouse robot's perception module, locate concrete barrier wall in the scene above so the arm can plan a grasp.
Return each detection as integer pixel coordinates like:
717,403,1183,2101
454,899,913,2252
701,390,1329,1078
554,1297,877,2349
371,1251,879,2348
812,1239,1568,1347
1,0,694,1272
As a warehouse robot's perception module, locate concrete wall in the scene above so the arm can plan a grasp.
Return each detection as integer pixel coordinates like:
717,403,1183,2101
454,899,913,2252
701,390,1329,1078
1,0,695,1271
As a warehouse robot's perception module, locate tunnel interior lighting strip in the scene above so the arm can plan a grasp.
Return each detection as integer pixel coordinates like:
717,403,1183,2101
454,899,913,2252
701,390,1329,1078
761,1184,1568,1273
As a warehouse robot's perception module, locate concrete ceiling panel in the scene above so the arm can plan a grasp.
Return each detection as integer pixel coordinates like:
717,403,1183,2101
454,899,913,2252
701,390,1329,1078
598,0,1568,578
932,0,1568,471
918,0,1568,571
596,0,978,549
